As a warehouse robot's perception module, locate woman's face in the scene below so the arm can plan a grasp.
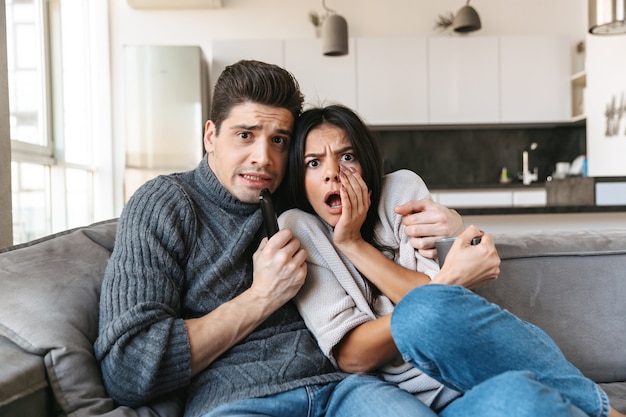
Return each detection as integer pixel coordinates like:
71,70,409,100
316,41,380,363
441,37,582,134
303,124,362,227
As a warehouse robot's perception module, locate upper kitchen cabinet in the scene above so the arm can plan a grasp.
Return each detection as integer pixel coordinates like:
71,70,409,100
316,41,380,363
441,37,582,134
209,36,574,127
284,39,357,110
499,36,571,123
428,37,500,124
210,39,284,93
356,37,429,126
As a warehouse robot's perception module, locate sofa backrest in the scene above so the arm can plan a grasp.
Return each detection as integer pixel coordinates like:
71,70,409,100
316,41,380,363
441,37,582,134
2,220,623,414
478,229,626,384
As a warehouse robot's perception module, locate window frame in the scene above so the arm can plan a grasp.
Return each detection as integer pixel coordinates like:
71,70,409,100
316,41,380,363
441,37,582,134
7,0,54,164
7,0,114,244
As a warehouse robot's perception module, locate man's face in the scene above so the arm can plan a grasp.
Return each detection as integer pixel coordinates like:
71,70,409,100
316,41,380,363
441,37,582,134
204,102,294,204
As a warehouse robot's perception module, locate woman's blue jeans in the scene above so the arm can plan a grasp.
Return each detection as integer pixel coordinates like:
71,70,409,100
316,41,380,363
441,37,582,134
391,284,610,417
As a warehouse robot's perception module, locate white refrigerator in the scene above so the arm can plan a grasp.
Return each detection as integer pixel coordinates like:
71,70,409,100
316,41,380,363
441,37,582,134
123,45,208,201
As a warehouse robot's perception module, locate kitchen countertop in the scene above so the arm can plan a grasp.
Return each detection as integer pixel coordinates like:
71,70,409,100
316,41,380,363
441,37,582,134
432,176,626,190
431,182,546,190
455,205,626,216
431,177,626,215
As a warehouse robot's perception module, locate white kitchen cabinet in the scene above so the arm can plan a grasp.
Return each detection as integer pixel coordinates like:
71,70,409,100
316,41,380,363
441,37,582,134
428,37,500,124
356,37,428,125
209,36,574,126
284,39,357,110
512,189,547,206
433,188,546,208
210,39,284,93
499,36,571,123
436,190,513,208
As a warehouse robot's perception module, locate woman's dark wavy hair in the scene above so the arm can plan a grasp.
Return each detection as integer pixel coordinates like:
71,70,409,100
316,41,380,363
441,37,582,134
210,60,304,135
286,104,385,250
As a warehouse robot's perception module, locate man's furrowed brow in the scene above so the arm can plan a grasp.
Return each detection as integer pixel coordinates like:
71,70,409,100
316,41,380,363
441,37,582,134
231,124,259,131
229,125,291,136
276,128,292,137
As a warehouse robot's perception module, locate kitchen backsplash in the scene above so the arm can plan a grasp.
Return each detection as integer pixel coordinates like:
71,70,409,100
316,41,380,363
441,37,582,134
377,124,586,188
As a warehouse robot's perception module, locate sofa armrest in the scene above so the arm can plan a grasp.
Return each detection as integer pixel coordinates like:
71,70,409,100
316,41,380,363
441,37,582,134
0,336,51,417
0,219,184,416
477,229,626,383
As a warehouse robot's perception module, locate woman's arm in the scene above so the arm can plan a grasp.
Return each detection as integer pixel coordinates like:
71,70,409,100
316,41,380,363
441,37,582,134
333,168,432,303
331,229,499,373
334,236,430,304
395,199,465,259
280,210,401,374
332,314,399,373
337,222,498,298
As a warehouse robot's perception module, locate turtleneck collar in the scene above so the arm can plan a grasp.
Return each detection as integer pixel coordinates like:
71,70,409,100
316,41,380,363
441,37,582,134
193,156,261,217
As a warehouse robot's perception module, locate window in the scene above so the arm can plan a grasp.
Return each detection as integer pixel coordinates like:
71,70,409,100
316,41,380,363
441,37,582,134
5,0,50,151
6,0,113,244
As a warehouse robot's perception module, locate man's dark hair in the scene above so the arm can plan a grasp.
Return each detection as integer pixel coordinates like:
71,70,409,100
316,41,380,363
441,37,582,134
210,60,304,134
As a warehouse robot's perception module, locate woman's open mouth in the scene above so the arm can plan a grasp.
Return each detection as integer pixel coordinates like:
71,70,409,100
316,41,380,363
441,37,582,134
326,192,342,208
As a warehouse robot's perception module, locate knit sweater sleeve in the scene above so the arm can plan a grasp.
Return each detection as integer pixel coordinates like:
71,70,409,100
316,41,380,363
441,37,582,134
280,170,439,368
94,177,196,406
279,210,376,367
375,169,440,278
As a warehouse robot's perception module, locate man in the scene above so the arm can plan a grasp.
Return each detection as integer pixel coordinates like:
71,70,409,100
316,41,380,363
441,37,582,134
95,60,463,417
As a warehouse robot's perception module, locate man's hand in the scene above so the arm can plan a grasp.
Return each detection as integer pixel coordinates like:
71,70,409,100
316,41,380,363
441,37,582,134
186,229,307,377
431,225,500,289
395,199,465,259
251,229,308,309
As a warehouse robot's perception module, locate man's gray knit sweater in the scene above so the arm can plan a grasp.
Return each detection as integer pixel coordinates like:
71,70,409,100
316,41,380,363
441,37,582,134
94,159,344,416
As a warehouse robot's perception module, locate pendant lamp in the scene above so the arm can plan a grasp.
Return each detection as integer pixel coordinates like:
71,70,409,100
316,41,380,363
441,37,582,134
453,0,482,33
589,0,626,34
321,0,349,56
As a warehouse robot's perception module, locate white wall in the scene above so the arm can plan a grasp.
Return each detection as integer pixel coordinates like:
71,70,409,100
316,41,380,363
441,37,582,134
108,0,588,215
464,212,626,235
584,34,626,177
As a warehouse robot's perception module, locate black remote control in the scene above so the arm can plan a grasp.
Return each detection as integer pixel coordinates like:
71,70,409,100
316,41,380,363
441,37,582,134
259,188,279,238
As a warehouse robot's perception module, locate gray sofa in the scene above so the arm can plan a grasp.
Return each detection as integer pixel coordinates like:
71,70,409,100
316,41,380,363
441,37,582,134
0,219,625,416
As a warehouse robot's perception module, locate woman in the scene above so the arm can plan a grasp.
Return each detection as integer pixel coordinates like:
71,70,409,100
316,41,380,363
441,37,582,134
278,104,623,417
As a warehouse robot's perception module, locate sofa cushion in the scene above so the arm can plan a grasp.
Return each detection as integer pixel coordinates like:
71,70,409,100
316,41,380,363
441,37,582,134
0,336,50,415
0,220,183,416
478,229,626,384
600,382,626,413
